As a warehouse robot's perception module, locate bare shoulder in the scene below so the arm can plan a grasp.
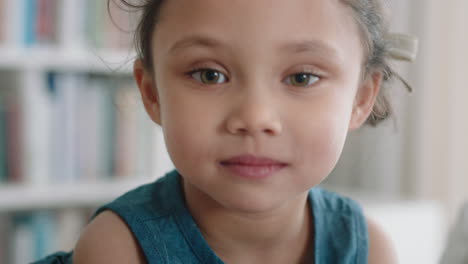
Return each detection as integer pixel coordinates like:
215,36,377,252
366,216,399,264
73,210,146,264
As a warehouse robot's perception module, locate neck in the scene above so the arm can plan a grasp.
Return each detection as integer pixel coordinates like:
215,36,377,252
183,180,313,263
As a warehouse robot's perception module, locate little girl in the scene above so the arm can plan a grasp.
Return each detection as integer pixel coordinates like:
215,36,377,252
35,0,416,263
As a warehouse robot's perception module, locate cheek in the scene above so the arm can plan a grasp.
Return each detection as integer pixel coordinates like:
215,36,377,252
292,96,353,180
162,109,201,158
159,92,217,171
162,118,207,180
164,125,197,169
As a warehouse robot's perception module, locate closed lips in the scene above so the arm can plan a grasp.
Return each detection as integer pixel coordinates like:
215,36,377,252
220,155,288,166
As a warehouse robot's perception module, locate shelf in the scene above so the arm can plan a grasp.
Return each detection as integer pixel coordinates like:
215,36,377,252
0,177,155,212
0,47,135,74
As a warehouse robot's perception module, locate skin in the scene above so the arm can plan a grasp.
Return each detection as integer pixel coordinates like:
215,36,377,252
73,0,398,263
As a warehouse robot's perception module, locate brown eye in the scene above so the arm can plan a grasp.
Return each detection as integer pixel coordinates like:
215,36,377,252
192,69,227,84
286,73,320,87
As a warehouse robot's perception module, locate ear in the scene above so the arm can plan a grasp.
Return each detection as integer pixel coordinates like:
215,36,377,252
134,59,162,125
348,72,382,131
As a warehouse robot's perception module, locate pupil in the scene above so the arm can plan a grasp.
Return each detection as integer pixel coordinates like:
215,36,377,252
295,74,308,84
205,71,218,81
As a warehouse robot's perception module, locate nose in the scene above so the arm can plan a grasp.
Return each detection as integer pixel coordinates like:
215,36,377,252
225,92,282,137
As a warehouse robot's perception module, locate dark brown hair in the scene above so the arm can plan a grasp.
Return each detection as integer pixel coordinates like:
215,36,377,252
110,0,396,126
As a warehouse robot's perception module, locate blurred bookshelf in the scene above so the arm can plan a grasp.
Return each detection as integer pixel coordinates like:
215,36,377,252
0,0,173,263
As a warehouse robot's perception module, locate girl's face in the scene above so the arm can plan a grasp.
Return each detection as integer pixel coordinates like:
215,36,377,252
138,0,379,213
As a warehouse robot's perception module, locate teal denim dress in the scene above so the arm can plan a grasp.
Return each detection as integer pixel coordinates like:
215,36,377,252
33,170,368,264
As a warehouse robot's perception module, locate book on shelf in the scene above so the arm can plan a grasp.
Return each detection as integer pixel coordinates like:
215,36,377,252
48,72,81,183
59,0,85,50
0,214,12,263
21,70,52,185
2,0,24,48
0,0,5,44
31,211,57,260
36,0,58,45
24,0,37,46
11,213,35,264
74,76,104,182
23,0,59,47
0,82,23,183
76,74,118,181
0,96,8,183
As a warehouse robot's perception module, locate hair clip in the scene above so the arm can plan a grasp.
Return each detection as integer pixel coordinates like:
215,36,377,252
388,33,419,62
387,33,419,93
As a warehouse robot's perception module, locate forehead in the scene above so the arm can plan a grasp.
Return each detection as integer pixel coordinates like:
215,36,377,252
153,0,362,64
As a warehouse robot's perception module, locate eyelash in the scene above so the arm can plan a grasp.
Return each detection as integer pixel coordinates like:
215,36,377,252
284,72,321,87
185,67,322,87
186,67,229,84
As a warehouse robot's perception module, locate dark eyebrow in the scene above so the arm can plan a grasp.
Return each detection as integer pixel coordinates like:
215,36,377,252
168,35,225,55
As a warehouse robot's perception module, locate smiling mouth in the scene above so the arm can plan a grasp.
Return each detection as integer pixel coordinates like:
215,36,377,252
219,155,288,179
